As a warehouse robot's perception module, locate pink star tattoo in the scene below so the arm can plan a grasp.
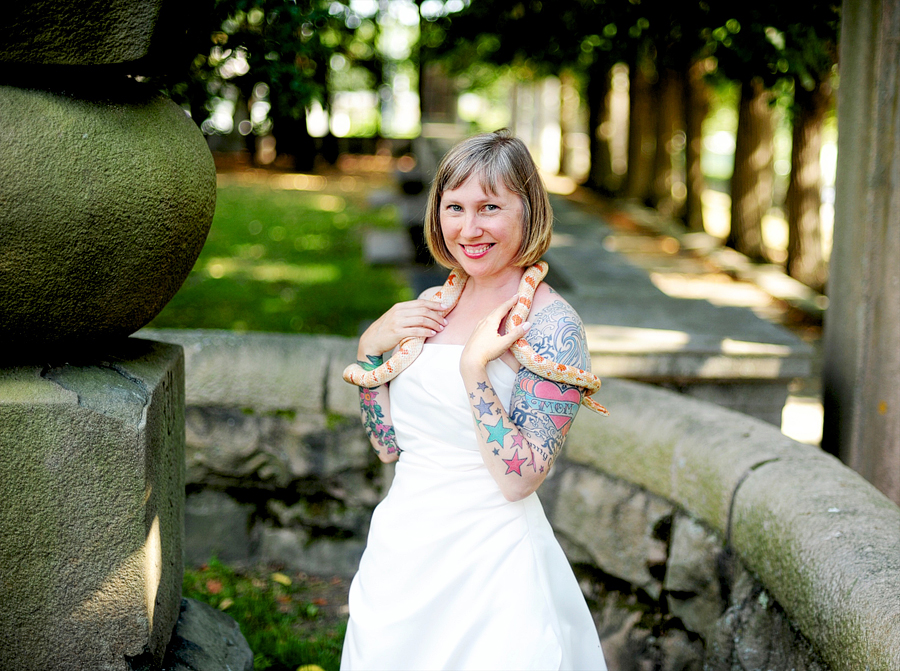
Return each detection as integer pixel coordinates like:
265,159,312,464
502,449,528,476
510,434,526,449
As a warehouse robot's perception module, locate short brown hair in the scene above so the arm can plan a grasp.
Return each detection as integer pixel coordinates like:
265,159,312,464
424,129,553,269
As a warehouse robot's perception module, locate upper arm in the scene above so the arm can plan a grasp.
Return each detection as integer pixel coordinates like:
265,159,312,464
509,297,589,468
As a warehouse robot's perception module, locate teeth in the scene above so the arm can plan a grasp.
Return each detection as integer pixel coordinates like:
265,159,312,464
464,244,492,254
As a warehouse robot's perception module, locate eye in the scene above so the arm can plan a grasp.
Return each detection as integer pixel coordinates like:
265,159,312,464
483,204,499,211
446,203,463,212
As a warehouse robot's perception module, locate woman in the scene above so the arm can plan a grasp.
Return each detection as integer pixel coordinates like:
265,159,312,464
341,130,607,670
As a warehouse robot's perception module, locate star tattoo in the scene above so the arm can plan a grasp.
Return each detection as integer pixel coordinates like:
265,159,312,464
510,434,526,449
502,449,528,476
492,448,500,455
469,392,475,399
474,397,495,417
476,381,489,391
483,417,512,446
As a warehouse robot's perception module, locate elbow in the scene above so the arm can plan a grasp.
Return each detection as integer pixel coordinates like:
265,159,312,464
499,478,539,502
376,450,400,464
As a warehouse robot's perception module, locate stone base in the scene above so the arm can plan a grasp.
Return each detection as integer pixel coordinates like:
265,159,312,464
0,339,185,670
157,599,253,671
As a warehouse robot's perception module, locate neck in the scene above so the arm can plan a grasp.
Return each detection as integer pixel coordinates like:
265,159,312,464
460,266,524,299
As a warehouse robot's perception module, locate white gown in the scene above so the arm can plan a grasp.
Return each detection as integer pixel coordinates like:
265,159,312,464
341,344,607,671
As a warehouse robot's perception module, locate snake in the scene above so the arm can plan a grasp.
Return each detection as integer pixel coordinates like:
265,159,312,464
342,261,609,415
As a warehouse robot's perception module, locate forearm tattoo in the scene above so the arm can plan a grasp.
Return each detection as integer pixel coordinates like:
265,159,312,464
358,355,399,455
471,381,537,477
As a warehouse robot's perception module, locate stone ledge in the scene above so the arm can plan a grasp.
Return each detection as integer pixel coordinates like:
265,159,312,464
138,328,360,416
567,377,900,671
142,329,899,669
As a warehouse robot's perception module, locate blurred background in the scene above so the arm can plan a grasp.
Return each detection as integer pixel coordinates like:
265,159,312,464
148,0,837,448
160,0,837,292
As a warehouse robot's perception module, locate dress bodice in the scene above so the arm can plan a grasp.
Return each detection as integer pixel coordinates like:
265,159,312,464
389,344,517,463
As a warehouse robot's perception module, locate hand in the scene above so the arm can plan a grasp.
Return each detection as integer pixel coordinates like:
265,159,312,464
358,298,449,359
460,294,531,373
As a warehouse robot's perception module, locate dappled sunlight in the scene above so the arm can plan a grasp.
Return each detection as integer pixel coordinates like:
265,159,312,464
70,515,162,631
782,397,824,445
270,173,329,192
205,257,341,285
584,325,691,353
541,172,578,196
650,272,774,308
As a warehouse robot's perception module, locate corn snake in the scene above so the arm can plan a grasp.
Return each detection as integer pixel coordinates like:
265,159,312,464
342,261,608,415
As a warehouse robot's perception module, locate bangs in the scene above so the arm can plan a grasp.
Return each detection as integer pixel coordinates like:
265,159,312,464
440,147,519,198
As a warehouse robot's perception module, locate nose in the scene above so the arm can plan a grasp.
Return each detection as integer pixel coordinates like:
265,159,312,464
461,211,482,238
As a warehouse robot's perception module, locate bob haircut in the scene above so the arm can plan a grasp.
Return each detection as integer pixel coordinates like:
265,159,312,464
424,129,553,270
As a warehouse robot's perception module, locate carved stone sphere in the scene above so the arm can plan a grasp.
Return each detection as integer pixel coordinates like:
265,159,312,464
0,83,216,350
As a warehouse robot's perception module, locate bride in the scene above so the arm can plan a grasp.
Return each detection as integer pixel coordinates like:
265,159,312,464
340,129,607,671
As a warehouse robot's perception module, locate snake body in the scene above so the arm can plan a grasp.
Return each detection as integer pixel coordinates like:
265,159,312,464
342,261,608,415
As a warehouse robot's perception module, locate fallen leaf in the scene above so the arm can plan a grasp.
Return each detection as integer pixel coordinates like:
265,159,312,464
206,579,223,595
272,572,292,587
312,597,328,606
218,598,234,610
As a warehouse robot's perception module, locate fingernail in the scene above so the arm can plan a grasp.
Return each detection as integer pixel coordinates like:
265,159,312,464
429,329,437,336
523,321,532,331
441,303,451,310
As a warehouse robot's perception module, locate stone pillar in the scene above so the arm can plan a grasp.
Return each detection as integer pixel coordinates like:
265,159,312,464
823,0,900,504
0,2,227,669
0,341,185,670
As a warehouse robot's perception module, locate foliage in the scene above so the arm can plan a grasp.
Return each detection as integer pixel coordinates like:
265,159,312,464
183,559,347,671
166,0,384,160
148,179,412,336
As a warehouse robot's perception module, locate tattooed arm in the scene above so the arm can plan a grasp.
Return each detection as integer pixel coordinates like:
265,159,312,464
460,291,589,501
356,290,449,463
356,354,401,463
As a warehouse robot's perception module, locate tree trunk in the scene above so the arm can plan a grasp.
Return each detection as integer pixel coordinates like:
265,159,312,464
624,58,656,202
727,77,774,262
559,71,574,177
586,61,613,192
785,79,831,292
649,66,685,216
822,0,900,504
683,59,710,232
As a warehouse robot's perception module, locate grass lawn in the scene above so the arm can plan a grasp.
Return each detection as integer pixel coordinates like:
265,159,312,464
149,172,413,336
183,559,349,671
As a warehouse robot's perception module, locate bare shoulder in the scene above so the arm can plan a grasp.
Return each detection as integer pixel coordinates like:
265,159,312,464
524,283,590,370
418,286,443,300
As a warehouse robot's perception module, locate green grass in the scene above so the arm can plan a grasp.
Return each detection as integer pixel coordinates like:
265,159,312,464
149,179,412,336
183,559,348,671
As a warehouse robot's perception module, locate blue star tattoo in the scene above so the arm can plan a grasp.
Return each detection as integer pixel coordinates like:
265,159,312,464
484,417,512,446
477,381,489,391
469,392,475,399
493,448,500,455
474,397,495,417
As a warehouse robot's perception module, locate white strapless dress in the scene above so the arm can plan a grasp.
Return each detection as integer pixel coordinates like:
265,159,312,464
341,344,607,670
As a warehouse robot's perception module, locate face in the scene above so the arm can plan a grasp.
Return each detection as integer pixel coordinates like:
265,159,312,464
439,174,524,281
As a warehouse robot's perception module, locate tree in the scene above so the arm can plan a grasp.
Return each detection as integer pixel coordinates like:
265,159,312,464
706,11,782,261
428,0,631,190
169,0,381,169
780,8,839,292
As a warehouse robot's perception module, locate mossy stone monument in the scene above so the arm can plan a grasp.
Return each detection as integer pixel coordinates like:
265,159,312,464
0,2,250,669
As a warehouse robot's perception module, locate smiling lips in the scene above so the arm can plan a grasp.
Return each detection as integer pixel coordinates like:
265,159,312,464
461,243,494,258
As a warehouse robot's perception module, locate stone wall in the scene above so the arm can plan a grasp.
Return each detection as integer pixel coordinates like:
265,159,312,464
141,328,900,671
